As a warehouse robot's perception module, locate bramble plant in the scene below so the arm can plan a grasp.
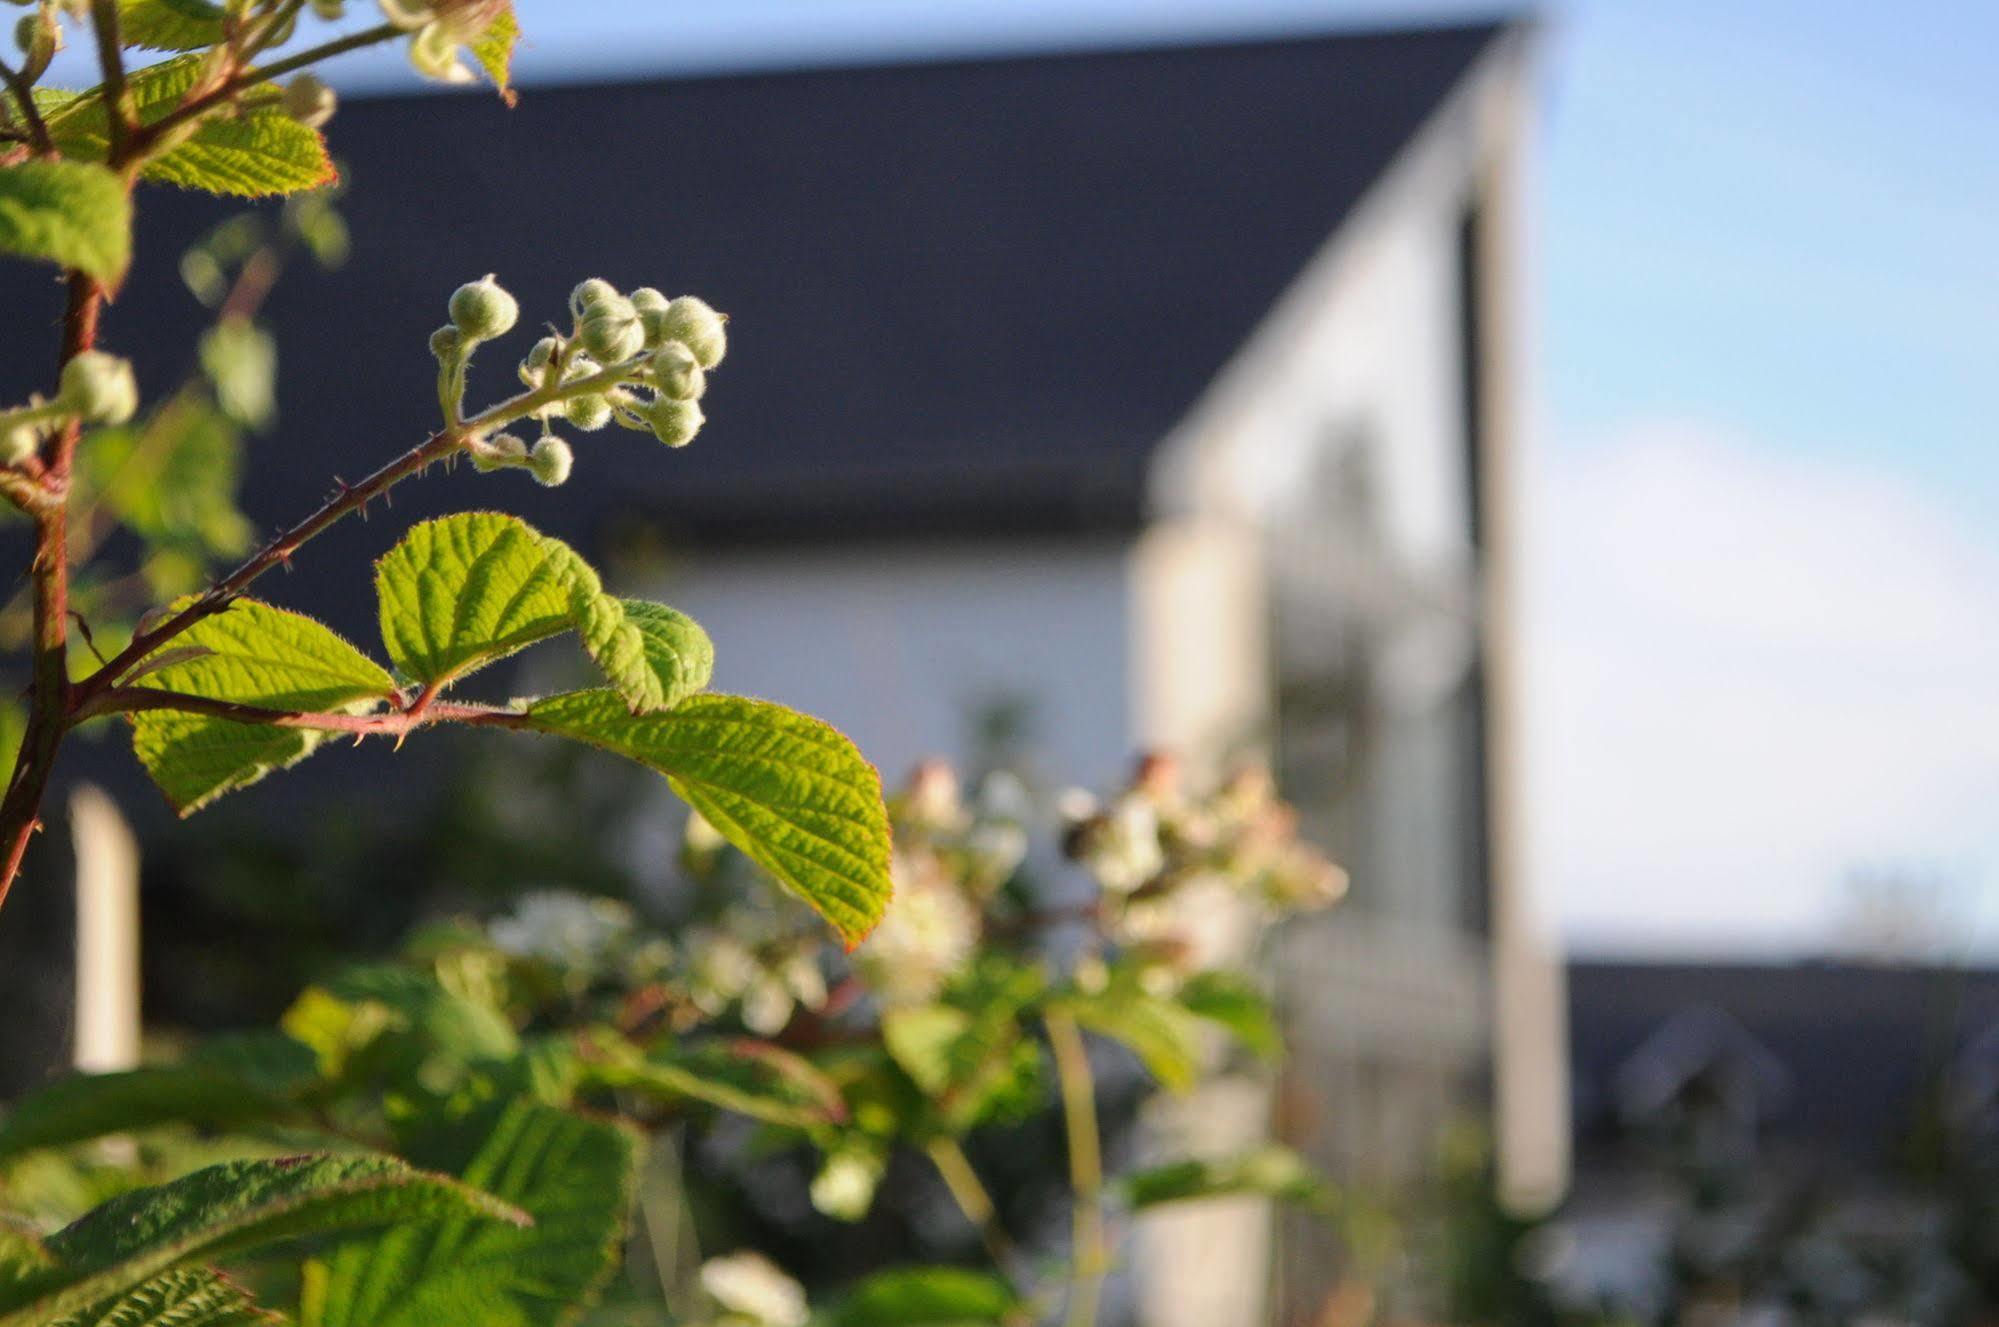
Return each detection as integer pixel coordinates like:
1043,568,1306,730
0,3,1351,1324
0,754,1348,1325
0,0,891,942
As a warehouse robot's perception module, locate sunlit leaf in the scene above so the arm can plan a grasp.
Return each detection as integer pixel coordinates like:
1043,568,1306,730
0,160,130,281
524,691,890,945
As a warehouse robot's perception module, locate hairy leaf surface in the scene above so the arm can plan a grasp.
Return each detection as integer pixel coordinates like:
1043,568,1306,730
116,0,228,51
524,691,890,945
45,1266,278,1327
312,1103,636,1327
0,1155,525,1327
374,513,697,712
128,599,394,814
42,54,335,197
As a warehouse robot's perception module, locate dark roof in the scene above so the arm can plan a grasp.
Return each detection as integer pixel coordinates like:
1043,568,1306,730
5,20,1509,568
1569,960,1999,1166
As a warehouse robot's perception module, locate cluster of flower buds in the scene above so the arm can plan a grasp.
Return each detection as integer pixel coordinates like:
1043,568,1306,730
541,278,726,450
0,350,140,466
429,273,727,489
1062,754,1347,986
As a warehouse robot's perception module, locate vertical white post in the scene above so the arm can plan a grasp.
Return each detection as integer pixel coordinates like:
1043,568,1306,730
71,783,140,1073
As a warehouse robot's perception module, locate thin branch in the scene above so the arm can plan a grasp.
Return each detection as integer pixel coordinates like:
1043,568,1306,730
0,271,110,911
87,1,134,167
136,22,402,149
0,57,53,156
74,685,530,734
1047,1009,1107,1327
925,1138,1026,1293
74,353,650,702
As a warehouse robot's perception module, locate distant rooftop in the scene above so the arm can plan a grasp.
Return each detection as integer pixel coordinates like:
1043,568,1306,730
4,22,1509,564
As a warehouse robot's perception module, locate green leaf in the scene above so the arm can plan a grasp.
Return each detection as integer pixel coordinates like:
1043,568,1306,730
144,111,338,198
1175,972,1282,1062
374,511,586,688
1119,1145,1334,1214
46,1266,278,1327
827,1266,1021,1327
879,960,1046,1134
0,1224,52,1284
524,691,891,946
619,600,714,710
1060,989,1205,1093
0,1154,526,1327
583,1036,843,1129
372,513,695,713
79,394,253,558
117,0,227,51
128,598,396,813
198,320,277,426
0,703,23,783
44,53,335,197
0,1047,312,1162
0,160,131,281
313,1102,638,1327
468,6,520,104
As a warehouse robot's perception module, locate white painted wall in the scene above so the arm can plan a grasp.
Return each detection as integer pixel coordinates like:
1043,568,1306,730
644,539,1137,793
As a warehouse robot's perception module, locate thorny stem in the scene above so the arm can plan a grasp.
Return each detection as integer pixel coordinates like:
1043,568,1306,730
1046,1009,1108,1327
72,686,532,735
89,1,135,169
74,353,645,706
925,1137,1025,1293
0,21,642,910
0,256,112,911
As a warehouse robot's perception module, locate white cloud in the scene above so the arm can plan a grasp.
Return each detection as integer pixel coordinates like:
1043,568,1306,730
1521,422,1999,956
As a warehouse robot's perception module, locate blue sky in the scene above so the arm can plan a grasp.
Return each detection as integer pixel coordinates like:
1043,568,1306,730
306,2,1999,953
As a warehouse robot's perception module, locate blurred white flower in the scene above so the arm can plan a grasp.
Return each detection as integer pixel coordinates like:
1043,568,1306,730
699,1251,809,1327
1076,794,1165,894
855,854,979,1005
809,1146,885,1222
488,891,632,973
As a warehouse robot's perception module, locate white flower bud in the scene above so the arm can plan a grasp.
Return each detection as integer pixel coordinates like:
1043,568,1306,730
59,351,138,425
699,1253,808,1327
377,0,432,30
448,274,516,342
564,392,613,431
656,296,727,368
429,323,464,363
630,286,671,346
516,335,560,386
406,19,474,83
650,340,704,401
282,73,336,128
578,307,643,363
645,396,703,449
527,435,573,487
1,422,39,467
568,278,620,321
470,431,527,473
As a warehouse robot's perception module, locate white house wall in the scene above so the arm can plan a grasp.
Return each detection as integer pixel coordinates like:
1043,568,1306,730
643,540,1138,793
